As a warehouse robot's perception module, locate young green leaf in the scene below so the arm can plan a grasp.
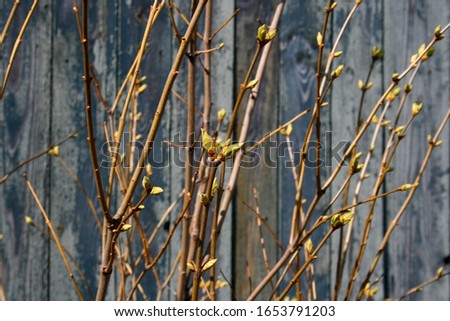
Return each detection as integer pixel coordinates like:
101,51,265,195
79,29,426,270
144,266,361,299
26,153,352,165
317,32,323,47
142,176,152,193
218,108,226,122
211,177,218,198
48,146,60,157
121,224,132,231
280,123,293,137
412,101,423,116
199,193,209,205
222,143,243,159
187,262,196,272
257,24,267,43
306,239,314,255
25,216,34,225
331,64,344,79
202,258,218,272
266,29,277,41
201,128,219,152
150,186,164,195
399,183,417,191
246,79,259,89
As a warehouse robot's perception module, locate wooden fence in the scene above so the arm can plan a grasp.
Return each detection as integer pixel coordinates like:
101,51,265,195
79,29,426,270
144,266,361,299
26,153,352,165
0,0,449,300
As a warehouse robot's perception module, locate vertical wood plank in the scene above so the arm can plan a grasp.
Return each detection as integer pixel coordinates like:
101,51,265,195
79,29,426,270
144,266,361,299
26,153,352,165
208,0,235,300
234,0,279,300
278,0,333,300
0,0,52,300
166,0,237,300
329,0,384,300
383,0,450,300
117,0,172,300
50,0,117,300
167,0,190,300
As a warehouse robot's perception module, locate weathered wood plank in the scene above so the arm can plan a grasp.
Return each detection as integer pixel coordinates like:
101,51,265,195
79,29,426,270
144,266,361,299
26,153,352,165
0,0,52,300
329,0,384,300
234,0,280,300
166,0,235,300
208,0,235,301
0,0,449,301
50,0,118,300
116,0,172,301
383,0,450,300
278,0,332,300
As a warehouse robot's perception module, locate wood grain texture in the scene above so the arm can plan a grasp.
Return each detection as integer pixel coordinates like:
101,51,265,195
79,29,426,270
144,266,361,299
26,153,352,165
329,0,385,300
383,0,450,300
49,0,117,300
278,0,333,300
116,0,172,300
208,0,235,300
0,0,52,300
234,0,280,300
0,0,449,301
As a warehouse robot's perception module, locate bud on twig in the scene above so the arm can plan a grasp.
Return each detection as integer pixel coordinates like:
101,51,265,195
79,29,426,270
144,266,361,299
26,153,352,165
48,146,59,157
121,224,132,231
371,47,383,60
306,239,314,255
386,87,401,101
202,258,218,272
412,101,423,116
317,32,323,47
150,186,164,195
218,108,226,122
435,25,444,40
331,64,344,79
142,176,152,193
25,216,34,225
245,79,259,89
280,123,293,137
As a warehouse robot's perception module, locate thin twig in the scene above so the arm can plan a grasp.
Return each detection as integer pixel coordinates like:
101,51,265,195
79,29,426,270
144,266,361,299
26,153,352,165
23,172,84,300
25,218,95,299
0,0,21,46
0,127,83,185
356,107,450,300
397,271,450,301
79,0,111,228
210,8,240,40
0,0,38,99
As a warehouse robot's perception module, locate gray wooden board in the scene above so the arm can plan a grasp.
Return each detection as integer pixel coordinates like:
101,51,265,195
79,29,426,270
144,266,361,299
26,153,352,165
383,0,450,300
278,0,334,300
0,0,52,300
234,0,280,300
0,0,449,301
50,0,118,300
329,0,385,300
116,0,172,300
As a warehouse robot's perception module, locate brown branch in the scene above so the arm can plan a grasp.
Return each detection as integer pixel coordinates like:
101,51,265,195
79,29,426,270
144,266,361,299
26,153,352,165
0,0,38,99
177,0,199,300
214,0,285,250
79,0,111,228
0,0,21,46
